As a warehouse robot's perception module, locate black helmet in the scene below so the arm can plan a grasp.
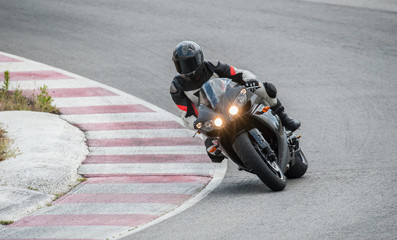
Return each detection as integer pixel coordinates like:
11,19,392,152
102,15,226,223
172,41,204,81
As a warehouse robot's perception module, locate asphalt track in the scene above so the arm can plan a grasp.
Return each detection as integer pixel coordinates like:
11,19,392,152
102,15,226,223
0,0,396,239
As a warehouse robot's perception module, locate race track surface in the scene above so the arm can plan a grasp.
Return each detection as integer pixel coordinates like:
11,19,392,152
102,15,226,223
1,0,396,239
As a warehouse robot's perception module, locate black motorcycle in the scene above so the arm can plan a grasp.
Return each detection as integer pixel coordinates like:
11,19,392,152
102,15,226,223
194,78,308,191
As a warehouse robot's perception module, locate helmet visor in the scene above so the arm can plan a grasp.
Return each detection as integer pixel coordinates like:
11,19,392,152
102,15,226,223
174,54,202,74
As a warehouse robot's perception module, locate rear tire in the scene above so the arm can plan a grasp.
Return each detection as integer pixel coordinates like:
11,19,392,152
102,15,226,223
232,131,286,191
285,150,308,179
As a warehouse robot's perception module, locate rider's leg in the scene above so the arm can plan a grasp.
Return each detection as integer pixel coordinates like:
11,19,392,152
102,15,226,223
254,82,301,132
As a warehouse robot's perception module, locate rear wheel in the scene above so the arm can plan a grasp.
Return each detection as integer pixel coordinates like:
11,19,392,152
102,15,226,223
285,150,308,179
232,131,286,191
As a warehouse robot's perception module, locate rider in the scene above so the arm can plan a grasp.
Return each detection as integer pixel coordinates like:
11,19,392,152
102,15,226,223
170,41,300,162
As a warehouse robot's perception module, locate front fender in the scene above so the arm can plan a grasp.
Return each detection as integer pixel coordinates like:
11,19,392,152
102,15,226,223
248,128,270,150
249,114,290,173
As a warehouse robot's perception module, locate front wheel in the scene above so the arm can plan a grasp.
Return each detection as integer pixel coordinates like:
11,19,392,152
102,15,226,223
285,149,308,179
232,131,286,191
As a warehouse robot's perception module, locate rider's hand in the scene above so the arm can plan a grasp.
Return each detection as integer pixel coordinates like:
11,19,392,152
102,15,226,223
231,72,245,85
245,79,260,89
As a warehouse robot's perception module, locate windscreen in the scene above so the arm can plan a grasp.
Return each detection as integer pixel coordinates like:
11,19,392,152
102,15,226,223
199,78,233,109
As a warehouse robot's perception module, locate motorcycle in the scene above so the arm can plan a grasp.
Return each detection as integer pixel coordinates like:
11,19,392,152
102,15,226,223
193,78,308,191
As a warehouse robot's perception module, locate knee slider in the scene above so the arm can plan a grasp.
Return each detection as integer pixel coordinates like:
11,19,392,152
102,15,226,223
264,82,277,98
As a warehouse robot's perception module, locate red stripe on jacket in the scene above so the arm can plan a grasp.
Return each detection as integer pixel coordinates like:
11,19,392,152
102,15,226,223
230,66,236,76
177,105,187,112
191,103,198,116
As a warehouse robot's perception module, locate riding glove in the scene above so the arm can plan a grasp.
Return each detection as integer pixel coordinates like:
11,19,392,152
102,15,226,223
245,79,260,91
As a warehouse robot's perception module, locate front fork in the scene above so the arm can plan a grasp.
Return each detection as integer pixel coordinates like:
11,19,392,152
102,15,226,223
248,128,277,162
287,132,301,168
248,128,286,180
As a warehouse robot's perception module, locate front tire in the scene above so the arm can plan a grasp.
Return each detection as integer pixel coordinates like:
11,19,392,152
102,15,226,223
232,131,286,191
285,149,308,179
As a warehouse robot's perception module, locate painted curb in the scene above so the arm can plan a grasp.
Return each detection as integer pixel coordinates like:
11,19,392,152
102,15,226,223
0,52,227,240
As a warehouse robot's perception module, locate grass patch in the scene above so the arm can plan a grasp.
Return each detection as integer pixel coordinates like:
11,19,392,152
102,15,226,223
0,125,20,162
0,220,14,225
0,70,59,161
53,193,65,201
0,71,59,113
27,186,39,191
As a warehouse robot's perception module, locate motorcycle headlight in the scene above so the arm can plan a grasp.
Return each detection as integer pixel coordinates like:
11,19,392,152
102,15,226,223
214,117,223,127
204,120,214,130
229,89,247,119
195,118,223,132
229,105,239,115
235,89,247,106
195,122,202,129
195,120,215,132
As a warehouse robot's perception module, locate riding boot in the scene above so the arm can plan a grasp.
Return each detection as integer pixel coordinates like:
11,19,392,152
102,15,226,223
271,99,301,132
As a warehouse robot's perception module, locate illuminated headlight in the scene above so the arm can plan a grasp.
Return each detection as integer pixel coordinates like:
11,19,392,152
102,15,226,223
195,122,202,129
229,105,239,115
214,117,223,127
229,89,247,119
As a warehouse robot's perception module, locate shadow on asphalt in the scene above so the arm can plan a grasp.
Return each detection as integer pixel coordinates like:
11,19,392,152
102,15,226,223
214,171,311,197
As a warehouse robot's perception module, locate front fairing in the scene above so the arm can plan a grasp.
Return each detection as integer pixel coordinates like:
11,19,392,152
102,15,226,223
195,104,217,126
195,78,251,136
250,104,281,132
